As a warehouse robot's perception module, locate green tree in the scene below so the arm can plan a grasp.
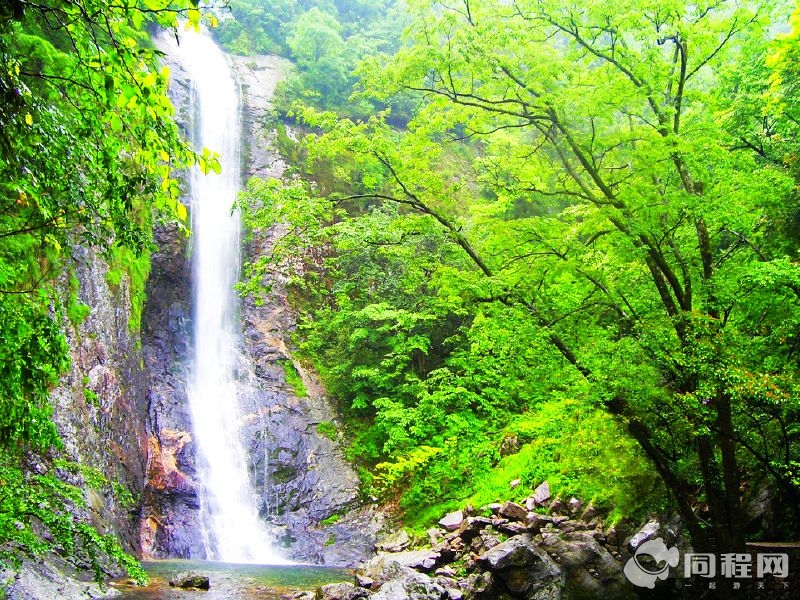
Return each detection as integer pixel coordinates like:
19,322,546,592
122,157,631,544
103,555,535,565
0,0,207,583
285,7,350,100
244,0,800,564
0,0,202,448
215,0,302,55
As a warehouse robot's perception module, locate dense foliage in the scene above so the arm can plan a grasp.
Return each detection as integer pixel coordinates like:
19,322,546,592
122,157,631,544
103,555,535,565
214,0,408,115
0,0,205,584
241,0,800,554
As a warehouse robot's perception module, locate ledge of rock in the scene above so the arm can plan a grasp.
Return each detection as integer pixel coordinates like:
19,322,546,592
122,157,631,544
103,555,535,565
0,557,121,600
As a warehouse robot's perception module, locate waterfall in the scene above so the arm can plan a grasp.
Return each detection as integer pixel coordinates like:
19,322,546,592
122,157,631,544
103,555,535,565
174,29,284,565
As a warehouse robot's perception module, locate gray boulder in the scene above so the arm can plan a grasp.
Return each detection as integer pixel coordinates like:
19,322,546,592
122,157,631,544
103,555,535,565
438,511,464,531
369,561,445,600
315,582,369,599
540,532,634,599
457,517,493,541
627,520,660,550
498,521,529,536
498,501,528,522
532,481,551,505
168,571,210,590
580,503,598,521
459,572,494,599
478,534,563,599
427,527,445,545
479,534,544,570
355,574,374,589
371,581,409,599
365,550,441,573
500,566,563,599
362,553,438,582
376,529,411,552
567,498,582,515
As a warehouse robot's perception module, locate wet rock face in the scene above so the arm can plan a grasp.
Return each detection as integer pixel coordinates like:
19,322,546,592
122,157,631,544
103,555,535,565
245,396,360,523
0,556,121,600
49,245,150,557
233,54,291,182
140,427,203,557
136,37,203,560
236,53,382,565
138,219,202,558
236,275,373,565
233,57,380,555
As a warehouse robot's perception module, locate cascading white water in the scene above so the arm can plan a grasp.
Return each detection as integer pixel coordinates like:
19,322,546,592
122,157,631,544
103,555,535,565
174,29,284,565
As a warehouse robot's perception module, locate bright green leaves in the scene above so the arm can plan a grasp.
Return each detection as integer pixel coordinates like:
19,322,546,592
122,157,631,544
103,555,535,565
0,460,147,585
1,0,201,266
227,0,410,116
372,446,442,499
198,147,222,175
288,8,344,65
0,294,68,455
244,0,800,539
187,7,202,30
283,9,350,105
469,397,664,518
175,201,188,222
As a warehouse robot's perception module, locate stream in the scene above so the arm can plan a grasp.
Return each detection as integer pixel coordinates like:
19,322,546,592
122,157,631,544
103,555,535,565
114,560,350,599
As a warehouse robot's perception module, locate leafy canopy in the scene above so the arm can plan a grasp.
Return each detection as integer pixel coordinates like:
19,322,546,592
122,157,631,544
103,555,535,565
0,0,215,584
242,0,800,550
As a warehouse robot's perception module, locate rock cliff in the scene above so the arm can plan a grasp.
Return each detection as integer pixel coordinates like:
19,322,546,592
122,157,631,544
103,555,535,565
2,32,379,600
50,246,150,555
2,245,152,599
138,44,381,566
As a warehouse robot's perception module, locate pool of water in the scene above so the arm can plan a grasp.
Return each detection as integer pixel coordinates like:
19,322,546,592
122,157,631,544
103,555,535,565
112,560,352,599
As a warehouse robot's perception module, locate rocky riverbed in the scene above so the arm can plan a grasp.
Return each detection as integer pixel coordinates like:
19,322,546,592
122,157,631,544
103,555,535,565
293,483,796,600
310,484,642,600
